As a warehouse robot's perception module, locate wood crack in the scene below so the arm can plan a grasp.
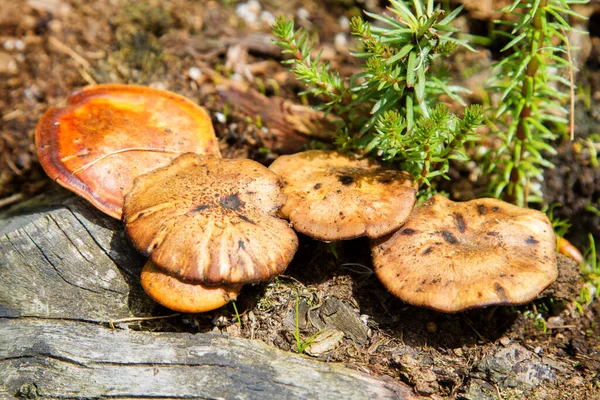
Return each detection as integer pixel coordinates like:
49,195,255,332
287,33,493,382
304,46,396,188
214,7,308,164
69,207,126,269
22,229,102,295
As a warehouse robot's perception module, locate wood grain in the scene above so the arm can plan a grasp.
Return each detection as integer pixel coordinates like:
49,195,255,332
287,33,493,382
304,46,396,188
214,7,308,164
0,188,419,399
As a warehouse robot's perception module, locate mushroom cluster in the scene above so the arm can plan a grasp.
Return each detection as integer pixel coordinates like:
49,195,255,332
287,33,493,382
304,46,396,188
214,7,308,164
36,84,559,315
124,153,298,311
36,84,298,313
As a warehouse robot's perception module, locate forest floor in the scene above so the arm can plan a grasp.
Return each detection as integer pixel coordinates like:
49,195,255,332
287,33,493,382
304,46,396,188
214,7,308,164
1,0,599,398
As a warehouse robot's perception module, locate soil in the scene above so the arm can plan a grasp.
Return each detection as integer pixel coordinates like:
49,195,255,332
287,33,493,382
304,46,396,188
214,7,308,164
1,0,599,398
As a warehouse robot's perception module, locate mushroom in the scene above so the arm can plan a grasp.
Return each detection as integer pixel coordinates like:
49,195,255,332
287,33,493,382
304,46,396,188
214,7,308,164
141,261,242,313
123,153,298,285
371,195,558,312
268,150,417,241
36,84,220,219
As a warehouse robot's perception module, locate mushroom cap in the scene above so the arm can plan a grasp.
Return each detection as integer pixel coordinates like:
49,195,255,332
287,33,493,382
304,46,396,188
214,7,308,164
268,150,417,241
141,260,242,313
371,195,558,313
124,153,298,285
36,84,220,219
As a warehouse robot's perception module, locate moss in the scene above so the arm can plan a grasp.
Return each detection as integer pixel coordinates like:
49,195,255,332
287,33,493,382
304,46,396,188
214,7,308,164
106,1,180,82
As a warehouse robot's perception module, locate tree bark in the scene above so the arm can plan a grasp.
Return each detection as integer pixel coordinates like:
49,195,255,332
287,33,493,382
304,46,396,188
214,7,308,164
0,188,419,399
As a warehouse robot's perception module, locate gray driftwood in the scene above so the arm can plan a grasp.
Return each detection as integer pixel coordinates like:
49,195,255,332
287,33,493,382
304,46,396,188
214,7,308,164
0,188,418,399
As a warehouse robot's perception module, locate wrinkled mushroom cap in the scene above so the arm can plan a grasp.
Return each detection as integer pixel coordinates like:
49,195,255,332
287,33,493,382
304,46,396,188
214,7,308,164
371,195,558,313
124,153,298,285
269,150,417,241
141,260,242,313
36,84,220,219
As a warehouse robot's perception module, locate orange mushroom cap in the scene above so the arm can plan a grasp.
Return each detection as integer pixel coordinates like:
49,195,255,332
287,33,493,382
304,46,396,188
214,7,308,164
36,84,220,219
141,260,242,313
371,195,558,313
269,150,417,241
124,153,298,285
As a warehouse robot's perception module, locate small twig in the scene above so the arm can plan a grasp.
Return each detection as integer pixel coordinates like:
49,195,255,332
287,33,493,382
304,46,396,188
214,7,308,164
277,274,304,285
0,193,24,209
77,66,97,86
49,36,91,69
464,318,488,343
2,109,23,121
48,36,96,85
4,154,22,176
108,313,181,329
547,324,577,330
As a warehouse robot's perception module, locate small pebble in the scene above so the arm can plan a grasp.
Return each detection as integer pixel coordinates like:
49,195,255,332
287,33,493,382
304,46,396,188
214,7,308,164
149,81,167,90
546,316,564,329
188,67,202,81
0,52,18,75
247,0,261,15
236,3,257,25
23,87,43,102
215,112,226,124
297,7,310,20
14,40,25,51
360,314,369,327
338,16,350,32
212,315,228,327
475,145,489,158
334,33,348,53
236,1,266,26
3,40,14,51
259,10,275,26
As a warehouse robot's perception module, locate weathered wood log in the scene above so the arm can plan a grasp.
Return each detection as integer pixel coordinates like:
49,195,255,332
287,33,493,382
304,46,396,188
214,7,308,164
0,189,153,321
0,318,417,399
0,188,418,399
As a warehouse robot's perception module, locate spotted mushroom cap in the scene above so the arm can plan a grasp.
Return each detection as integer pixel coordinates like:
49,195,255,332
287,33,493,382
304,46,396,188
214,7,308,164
141,260,242,313
124,153,298,285
36,84,220,219
268,150,417,241
371,195,558,313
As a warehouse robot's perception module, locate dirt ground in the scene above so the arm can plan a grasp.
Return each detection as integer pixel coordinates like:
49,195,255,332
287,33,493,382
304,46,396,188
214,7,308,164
1,0,599,398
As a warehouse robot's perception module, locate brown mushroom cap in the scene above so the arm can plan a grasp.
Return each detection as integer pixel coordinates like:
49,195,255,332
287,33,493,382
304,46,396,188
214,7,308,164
141,260,242,313
268,150,417,241
371,195,558,313
124,153,298,285
36,84,220,219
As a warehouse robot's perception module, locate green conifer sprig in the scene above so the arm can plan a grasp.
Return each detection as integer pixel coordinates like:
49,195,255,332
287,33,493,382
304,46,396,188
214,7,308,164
486,0,587,206
272,0,483,187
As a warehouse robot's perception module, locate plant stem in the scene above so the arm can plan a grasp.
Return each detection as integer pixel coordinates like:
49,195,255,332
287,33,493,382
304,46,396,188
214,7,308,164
507,0,548,204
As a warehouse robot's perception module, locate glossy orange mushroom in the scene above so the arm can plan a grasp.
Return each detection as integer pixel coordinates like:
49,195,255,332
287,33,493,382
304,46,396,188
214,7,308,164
36,84,220,219
557,237,583,263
